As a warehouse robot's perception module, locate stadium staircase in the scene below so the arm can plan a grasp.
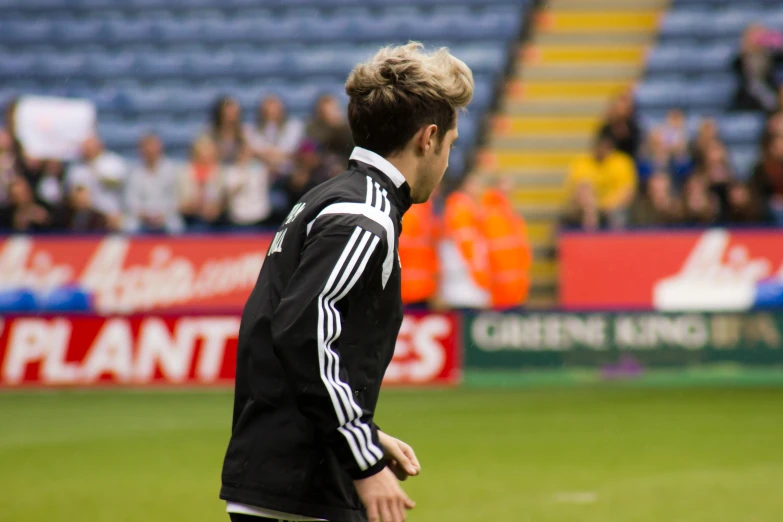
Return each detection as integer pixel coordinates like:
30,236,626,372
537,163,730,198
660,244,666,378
477,0,668,309
0,0,535,178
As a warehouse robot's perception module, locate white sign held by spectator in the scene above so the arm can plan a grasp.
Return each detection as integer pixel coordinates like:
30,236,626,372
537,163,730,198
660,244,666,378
14,95,97,161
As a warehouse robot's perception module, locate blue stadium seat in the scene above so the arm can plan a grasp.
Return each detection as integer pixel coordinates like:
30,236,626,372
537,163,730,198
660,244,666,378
157,121,198,149
233,51,287,78
125,88,174,113
719,113,765,145
53,19,105,45
35,53,88,80
104,19,156,44
136,53,187,79
99,120,149,149
730,146,759,179
186,52,239,77
156,19,204,44
0,54,37,79
471,77,495,111
85,53,137,79
686,76,736,108
635,79,687,109
659,9,705,39
0,20,53,45
166,88,224,113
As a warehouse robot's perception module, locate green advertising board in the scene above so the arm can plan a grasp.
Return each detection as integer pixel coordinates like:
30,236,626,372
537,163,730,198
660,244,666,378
464,312,783,385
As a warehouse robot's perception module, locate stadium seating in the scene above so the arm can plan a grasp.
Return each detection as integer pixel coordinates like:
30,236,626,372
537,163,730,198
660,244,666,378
0,0,531,172
637,0,783,179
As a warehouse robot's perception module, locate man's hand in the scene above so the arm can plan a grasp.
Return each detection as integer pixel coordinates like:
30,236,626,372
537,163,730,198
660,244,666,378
378,431,421,481
354,467,415,522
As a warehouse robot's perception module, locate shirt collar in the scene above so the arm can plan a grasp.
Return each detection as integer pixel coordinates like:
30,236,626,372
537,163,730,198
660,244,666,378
349,147,407,189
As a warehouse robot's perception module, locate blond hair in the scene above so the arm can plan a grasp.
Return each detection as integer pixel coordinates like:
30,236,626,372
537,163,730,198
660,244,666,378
345,42,474,156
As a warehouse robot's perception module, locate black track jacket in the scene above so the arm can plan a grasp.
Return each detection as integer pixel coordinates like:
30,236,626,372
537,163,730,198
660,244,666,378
220,147,412,522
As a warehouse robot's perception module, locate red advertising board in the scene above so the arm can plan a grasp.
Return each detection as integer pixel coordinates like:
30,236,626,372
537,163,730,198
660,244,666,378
560,229,783,311
0,313,461,388
0,234,272,314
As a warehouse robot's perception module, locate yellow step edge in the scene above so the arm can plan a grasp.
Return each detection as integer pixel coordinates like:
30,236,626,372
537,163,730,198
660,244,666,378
513,186,568,206
526,222,556,245
481,151,580,170
522,44,648,64
493,115,601,135
537,11,661,33
506,79,632,99
531,259,558,280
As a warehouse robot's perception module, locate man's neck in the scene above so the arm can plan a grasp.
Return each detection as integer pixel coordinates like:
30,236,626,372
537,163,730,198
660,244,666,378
384,153,417,191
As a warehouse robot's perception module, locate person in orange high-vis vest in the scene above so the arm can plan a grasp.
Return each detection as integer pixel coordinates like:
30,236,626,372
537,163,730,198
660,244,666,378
481,179,532,309
438,174,491,309
399,199,439,308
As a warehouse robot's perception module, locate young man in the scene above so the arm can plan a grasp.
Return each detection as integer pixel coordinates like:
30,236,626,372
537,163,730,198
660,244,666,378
220,42,474,522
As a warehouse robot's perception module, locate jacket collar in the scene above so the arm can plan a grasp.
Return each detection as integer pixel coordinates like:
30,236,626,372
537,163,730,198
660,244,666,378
349,147,412,212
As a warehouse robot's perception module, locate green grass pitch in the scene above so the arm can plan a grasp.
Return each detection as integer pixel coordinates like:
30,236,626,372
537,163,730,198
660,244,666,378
2,386,783,522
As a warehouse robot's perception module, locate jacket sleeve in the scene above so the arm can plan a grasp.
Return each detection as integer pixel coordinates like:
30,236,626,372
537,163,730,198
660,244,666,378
271,217,388,480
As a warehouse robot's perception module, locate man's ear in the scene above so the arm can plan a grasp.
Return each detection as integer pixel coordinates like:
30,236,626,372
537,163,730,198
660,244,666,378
417,124,438,154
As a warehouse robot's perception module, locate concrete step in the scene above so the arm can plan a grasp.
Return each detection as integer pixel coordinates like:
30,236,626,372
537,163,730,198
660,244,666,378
526,220,557,246
506,79,631,101
531,258,558,284
521,44,648,64
492,115,601,135
517,63,643,82
536,11,661,34
502,98,609,116
483,169,568,186
526,292,558,310
548,0,667,10
530,277,558,294
490,133,591,150
515,203,563,221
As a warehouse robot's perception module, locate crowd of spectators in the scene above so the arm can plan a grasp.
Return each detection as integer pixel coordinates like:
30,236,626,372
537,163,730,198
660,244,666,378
563,24,783,231
0,93,353,234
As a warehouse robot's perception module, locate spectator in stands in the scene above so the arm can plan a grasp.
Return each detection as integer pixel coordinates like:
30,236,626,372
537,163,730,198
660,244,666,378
749,132,783,225
34,160,66,211
657,108,689,152
0,176,50,232
763,110,783,142
481,178,532,309
0,128,15,206
636,128,693,187
690,118,721,168
66,135,127,231
695,140,735,217
52,182,108,233
630,171,683,227
565,131,637,229
223,142,272,229
561,182,603,231
731,24,783,112
598,90,641,157
306,94,353,166
179,135,223,230
248,95,303,175
125,134,184,234
724,181,763,224
209,96,246,165
681,174,718,226
269,141,319,224
439,173,491,309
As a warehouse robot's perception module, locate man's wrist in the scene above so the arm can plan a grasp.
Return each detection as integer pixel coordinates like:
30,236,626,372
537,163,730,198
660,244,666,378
350,459,387,481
